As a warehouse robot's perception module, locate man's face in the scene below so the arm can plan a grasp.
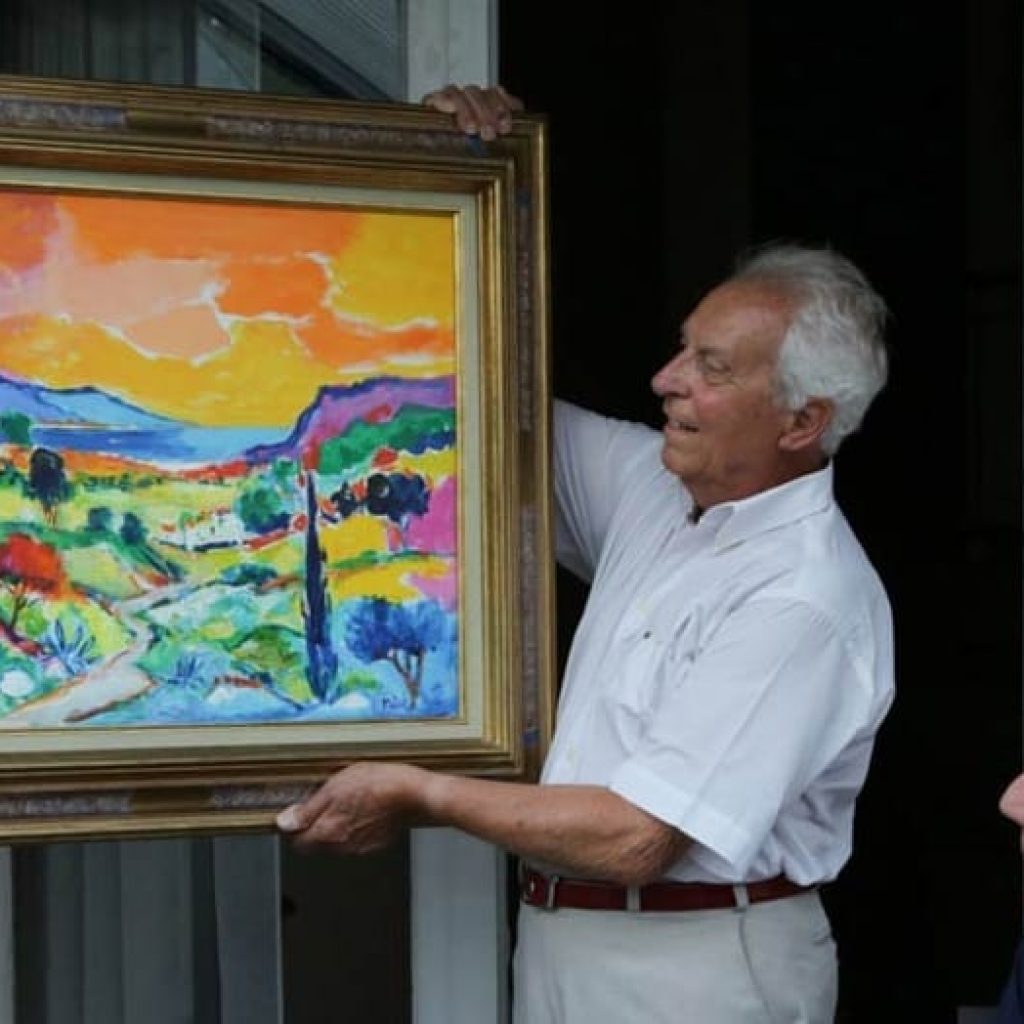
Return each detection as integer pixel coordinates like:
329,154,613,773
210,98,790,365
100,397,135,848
651,280,797,510
1000,773,1024,851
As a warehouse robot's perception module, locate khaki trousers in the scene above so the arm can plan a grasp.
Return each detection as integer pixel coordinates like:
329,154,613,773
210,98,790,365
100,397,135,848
512,891,837,1023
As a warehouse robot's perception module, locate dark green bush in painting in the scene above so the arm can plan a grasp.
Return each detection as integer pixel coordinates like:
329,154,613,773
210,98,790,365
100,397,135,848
0,412,31,446
317,406,455,475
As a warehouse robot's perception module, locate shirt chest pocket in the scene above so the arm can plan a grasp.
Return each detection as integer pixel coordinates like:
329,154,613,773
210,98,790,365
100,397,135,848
602,608,702,726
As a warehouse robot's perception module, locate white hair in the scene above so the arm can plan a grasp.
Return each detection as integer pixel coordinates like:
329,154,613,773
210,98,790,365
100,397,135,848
732,243,889,455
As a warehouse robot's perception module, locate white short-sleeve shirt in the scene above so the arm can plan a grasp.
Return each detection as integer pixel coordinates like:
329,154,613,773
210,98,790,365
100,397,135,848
546,401,895,885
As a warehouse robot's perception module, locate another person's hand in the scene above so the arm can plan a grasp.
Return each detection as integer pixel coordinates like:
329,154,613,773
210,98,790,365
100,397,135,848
421,84,523,140
276,762,429,853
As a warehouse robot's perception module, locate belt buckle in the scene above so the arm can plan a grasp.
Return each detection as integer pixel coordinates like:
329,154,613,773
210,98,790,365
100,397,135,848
543,873,560,910
521,867,561,911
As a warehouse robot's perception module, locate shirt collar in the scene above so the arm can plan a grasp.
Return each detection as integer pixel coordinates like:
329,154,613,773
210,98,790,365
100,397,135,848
682,463,835,552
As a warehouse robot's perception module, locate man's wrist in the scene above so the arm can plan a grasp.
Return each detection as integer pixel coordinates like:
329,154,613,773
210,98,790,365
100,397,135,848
416,767,453,825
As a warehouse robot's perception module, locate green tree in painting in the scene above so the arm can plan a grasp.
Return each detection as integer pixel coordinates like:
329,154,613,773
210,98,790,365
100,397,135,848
0,413,31,447
85,507,113,533
237,482,289,535
28,448,69,526
0,465,26,493
271,458,296,489
120,512,147,546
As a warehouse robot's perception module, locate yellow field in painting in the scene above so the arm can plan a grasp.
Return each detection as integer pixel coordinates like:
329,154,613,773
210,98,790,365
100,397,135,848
0,478,238,532
329,553,454,604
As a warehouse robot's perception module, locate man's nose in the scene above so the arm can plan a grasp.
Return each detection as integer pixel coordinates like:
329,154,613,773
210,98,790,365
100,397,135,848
652,350,692,396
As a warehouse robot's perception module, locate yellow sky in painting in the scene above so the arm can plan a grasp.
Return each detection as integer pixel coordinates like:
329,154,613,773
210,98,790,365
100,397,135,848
0,191,456,426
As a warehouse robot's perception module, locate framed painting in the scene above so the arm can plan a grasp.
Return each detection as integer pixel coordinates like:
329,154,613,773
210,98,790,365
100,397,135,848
0,77,554,841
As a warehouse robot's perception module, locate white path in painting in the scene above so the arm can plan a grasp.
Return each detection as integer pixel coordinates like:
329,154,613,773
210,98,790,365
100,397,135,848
0,583,193,727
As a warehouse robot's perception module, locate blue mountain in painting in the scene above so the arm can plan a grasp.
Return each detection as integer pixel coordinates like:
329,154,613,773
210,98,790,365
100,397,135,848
0,379,67,421
0,373,177,428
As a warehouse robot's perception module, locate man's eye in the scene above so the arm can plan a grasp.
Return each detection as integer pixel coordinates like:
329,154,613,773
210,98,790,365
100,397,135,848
699,356,729,378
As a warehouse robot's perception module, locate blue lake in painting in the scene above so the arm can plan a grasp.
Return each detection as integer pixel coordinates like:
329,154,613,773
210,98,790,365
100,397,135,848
31,425,285,464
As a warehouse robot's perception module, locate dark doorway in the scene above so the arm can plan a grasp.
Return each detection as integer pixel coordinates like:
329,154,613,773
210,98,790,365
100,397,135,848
502,3,1022,1019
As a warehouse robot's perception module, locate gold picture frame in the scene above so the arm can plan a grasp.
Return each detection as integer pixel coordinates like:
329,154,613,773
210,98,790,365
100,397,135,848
0,76,554,841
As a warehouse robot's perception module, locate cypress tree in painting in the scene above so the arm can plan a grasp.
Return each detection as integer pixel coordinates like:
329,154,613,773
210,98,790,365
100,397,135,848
302,470,337,701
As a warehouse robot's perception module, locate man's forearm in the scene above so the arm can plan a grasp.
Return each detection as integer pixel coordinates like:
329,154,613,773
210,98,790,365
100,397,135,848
419,771,689,886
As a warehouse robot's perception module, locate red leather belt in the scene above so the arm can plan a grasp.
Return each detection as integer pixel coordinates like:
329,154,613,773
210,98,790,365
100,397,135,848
520,867,815,912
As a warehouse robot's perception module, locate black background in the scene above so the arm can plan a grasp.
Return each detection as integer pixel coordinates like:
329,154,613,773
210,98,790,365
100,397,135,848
501,3,1022,1019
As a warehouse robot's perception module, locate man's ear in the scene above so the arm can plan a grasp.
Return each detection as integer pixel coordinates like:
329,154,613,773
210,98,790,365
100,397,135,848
778,398,833,453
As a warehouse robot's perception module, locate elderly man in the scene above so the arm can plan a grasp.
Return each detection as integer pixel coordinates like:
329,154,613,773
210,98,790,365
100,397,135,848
278,87,895,1024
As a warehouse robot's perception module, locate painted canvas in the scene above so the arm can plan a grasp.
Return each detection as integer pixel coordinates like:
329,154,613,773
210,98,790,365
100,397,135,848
0,190,464,731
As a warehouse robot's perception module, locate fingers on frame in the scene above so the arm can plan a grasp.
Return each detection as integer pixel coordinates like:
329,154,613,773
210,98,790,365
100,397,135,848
292,809,350,850
420,84,460,112
422,84,523,138
421,84,477,132
285,783,337,834
463,85,524,138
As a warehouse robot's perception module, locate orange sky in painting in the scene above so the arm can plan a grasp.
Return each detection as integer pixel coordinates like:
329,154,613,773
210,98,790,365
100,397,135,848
0,190,456,426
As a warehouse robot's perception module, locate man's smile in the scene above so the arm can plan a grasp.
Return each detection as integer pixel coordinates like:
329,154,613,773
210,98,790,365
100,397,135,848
664,415,699,434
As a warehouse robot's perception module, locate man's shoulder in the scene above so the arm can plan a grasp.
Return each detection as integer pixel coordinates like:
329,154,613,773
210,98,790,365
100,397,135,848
723,500,890,640
788,508,888,612
554,400,662,458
